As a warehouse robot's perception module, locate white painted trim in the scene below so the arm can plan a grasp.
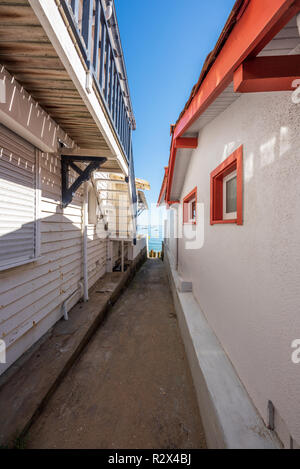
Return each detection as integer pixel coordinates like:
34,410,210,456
188,196,196,223
83,182,89,302
223,170,237,220
35,150,42,258
0,67,64,153
29,0,128,176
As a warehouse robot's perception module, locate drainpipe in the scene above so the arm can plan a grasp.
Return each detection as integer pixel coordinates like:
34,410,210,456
121,240,124,272
171,203,179,271
62,282,84,321
176,230,179,272
175,205,179,271
83,182,89,302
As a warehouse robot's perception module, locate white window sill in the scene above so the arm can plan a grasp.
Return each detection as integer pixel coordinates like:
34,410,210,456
0,257,43,272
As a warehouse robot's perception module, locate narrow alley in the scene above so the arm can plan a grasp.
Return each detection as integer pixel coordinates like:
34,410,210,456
26,260,206,449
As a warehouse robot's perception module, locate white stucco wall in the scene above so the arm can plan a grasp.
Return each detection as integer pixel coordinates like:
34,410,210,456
166,207,179,270
173,90,300,446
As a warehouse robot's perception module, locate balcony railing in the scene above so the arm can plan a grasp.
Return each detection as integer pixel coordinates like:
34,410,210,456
61,0,132,161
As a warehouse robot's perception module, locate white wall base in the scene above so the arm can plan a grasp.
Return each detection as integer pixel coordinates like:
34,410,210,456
164,250,281,449
176,276,193,293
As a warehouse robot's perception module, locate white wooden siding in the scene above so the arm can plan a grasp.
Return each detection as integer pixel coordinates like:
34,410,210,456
0,124,37,268
0,146,108,375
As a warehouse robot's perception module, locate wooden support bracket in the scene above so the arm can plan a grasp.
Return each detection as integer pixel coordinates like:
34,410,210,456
175,137,198,149
234,55,300,93
61,155,107,207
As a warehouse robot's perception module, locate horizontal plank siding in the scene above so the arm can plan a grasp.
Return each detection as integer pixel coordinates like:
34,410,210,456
0,125,36,268
0,140,109,375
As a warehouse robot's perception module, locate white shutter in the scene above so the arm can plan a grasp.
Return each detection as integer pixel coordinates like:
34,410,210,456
0,124,37,268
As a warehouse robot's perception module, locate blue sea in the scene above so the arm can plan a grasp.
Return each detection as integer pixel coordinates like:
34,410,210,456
138,225,163,253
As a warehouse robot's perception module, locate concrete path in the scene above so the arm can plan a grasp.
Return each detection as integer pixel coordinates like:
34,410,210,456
26,260,206,449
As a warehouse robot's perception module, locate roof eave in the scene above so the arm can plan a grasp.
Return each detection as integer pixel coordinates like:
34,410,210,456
165,0,300,203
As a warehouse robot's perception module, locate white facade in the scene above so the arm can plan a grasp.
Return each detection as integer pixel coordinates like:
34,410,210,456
0,131,109,375
164,89,300,446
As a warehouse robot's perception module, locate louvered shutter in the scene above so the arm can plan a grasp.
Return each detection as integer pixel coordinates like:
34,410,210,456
0,124,37,268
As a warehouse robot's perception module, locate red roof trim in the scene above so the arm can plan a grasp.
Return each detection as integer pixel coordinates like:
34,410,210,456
157,167,169,206
165,0,300,203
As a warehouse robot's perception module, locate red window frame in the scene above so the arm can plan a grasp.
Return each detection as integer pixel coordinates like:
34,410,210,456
210,145,243,225
183,187,197,225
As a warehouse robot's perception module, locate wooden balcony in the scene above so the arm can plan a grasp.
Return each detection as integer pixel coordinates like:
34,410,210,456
0,0,133,170
62,0,133,162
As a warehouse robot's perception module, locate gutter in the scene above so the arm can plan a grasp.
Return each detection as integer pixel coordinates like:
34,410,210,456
62,282,83,321
83,182,89,302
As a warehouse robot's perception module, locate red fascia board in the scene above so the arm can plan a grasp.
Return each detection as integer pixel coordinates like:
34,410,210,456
166,136,177,202
166,0,300,203
234,55,300,93
165,138,198,203
157,167,168,206
174,0,299,139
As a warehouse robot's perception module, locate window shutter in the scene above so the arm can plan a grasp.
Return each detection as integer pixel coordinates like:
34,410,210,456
0,124,37,268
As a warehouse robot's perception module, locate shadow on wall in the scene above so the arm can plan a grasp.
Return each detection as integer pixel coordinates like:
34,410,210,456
0,189,109,376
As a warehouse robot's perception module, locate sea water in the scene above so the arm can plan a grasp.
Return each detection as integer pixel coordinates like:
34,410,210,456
138,225,163,253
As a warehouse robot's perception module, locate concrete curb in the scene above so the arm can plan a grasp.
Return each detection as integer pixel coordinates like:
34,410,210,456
164,251,281,449
0,248,147,447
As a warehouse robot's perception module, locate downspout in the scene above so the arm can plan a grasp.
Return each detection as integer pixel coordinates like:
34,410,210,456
62,282,84,321
176,226,179,272
83,182,89,302
173,204,179,271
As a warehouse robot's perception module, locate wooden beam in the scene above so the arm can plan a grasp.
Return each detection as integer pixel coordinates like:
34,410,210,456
59,148,114,158
175,137,198,149
234,55,300,93
98,168,123,174
95,178,127,184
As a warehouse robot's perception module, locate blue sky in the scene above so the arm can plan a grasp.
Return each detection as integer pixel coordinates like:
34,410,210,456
115,0,236,208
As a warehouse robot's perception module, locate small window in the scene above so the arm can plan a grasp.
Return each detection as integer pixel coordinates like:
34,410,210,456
183,187,197,224
210,146,243,225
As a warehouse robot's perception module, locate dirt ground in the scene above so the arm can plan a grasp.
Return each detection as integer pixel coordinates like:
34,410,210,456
26,259,206,449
